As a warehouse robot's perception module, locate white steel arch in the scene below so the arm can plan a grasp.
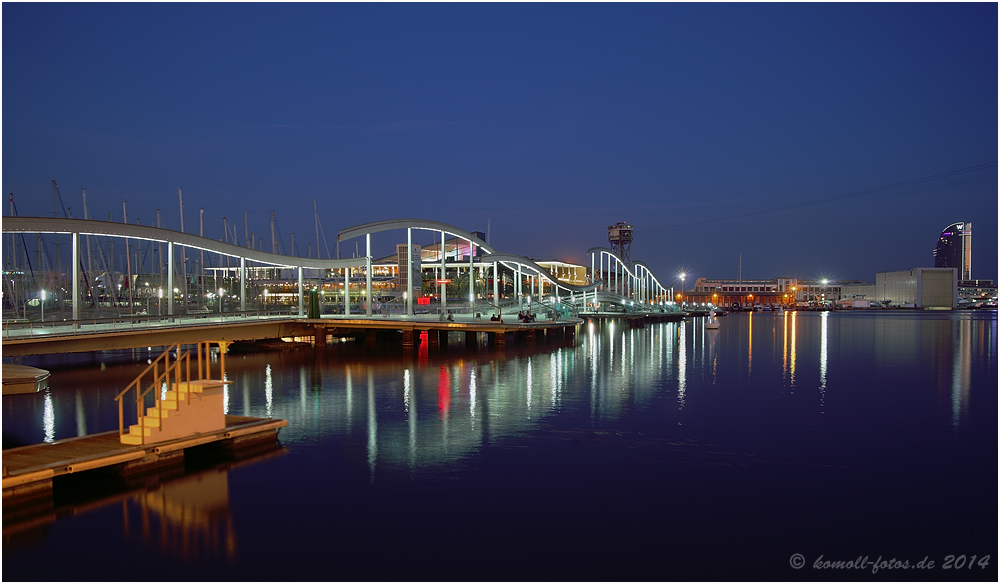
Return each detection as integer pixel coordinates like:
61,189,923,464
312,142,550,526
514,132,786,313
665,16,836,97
4,217,367,319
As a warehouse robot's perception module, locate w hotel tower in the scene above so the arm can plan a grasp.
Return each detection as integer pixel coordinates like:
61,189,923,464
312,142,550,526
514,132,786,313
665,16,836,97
933,222,972,280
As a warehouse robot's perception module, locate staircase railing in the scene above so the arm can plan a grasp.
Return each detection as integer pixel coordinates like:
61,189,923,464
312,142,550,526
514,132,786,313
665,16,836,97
115,341,227,444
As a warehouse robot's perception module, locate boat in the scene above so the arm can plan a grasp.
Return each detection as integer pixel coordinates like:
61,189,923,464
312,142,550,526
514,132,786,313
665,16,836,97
706,308,720,330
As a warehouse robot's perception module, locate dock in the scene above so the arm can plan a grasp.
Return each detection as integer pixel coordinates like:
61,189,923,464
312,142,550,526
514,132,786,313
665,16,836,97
2,415,287,507
2,364,50,395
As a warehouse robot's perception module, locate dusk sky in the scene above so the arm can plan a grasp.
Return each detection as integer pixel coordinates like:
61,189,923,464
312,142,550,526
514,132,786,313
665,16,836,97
4,3,997,284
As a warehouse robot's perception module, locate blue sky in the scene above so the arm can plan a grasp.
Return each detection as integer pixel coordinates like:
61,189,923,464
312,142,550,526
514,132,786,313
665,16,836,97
4,3,996,283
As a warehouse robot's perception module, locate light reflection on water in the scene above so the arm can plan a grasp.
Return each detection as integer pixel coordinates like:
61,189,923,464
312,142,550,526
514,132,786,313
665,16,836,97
10,312,994,460
2,311,996,581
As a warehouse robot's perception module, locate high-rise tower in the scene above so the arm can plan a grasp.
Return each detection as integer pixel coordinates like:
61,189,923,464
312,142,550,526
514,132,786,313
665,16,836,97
608,222,633,265
933,222,972,280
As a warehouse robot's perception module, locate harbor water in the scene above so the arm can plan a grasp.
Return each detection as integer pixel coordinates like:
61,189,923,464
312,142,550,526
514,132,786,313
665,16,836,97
3,310,997,581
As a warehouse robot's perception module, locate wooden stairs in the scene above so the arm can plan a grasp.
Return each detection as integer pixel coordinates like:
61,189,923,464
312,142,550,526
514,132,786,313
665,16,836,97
116,342,230,446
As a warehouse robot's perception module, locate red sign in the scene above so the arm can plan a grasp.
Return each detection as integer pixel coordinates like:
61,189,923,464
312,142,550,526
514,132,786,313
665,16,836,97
417,297,431,305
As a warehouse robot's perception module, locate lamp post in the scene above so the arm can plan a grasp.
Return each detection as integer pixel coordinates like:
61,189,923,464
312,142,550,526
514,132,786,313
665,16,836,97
40,289,46,322
158,288,163,315
218,288,225,313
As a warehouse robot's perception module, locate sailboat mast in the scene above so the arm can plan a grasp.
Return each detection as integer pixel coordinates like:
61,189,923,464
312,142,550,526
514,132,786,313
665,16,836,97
51,180,62,277
314,199,320,259
156,209,164,277
178,188,186,313
271,211,277,254
82,189,93,279
123,201,134,311
200,208,205,310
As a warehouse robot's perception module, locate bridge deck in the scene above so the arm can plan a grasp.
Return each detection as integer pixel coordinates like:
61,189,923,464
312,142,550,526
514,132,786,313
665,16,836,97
2,415,286,501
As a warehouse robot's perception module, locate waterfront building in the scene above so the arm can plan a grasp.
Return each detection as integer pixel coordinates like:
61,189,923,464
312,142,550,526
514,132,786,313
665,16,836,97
958,279,997,304
933,222,972,280
840,267,958,308
687,277,852,306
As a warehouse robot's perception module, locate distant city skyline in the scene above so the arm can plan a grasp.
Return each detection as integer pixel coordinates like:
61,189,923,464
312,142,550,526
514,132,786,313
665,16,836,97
4,3,996,282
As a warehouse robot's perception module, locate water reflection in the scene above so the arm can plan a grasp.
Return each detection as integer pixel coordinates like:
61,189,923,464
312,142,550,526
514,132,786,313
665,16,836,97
819,311,828,413
75,390,87,437
127,468,237,562
951,317,970,431
264,364,273,419
677,321,687,410
3,448,285,565
367,368,376,482
43,391,55,443
6,312,995,481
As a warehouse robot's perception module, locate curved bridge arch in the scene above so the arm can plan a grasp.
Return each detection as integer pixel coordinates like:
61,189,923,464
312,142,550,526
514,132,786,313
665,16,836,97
587,246,674,307
3,217,367,319
338,218,497,255
340,218,604,316
4,217,367,270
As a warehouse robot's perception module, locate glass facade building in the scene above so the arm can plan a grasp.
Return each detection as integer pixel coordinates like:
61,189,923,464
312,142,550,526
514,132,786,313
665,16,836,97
933,222,972,280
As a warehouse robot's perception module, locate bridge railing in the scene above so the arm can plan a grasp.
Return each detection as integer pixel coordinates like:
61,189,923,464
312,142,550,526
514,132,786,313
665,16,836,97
1,309,297,340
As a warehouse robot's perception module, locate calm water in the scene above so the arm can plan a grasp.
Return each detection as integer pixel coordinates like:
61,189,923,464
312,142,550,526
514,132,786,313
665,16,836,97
3,311,997,581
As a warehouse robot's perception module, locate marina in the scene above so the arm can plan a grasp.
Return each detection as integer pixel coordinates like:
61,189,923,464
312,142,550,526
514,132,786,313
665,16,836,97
3,310,995,581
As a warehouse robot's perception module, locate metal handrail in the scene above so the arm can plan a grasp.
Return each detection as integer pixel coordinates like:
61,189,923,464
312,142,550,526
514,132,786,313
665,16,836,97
1,309,295,340
113,340,227,445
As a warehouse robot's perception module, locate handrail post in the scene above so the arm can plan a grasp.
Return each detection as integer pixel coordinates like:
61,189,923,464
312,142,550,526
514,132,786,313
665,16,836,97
186,355,191,405
136,383,143,445
220,342,227,383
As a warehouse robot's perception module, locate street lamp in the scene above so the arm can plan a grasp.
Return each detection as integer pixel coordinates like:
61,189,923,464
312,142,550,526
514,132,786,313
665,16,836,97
218,288,225,313
158,288,163,315
40,289,46,322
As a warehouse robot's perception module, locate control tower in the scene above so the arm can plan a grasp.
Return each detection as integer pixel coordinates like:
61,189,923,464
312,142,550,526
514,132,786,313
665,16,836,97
608,222,633,265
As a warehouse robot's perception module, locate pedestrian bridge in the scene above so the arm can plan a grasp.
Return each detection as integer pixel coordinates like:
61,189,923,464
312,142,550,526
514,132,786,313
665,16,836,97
3,216,684,354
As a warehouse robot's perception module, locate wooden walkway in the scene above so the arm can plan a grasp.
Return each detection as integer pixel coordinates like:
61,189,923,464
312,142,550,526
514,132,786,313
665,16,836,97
3,415,286,505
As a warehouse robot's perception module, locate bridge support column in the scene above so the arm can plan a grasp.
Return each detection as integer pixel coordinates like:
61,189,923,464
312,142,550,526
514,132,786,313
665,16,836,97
168,243,175,316
367,330,378,347
240,256,246,312
465,331,477,351
402,329,415,349
427,329,439,345
565,325,575,344
344,266,350,315
490,331,506,348
314,325,327,347
517,265,522,311
406,228,413,317
366,234,372,317
72,232,79,321
298,267,304,317
440,230,447,313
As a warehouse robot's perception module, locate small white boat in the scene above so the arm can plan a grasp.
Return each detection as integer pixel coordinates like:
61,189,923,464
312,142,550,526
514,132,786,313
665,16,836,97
706,308,720,329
